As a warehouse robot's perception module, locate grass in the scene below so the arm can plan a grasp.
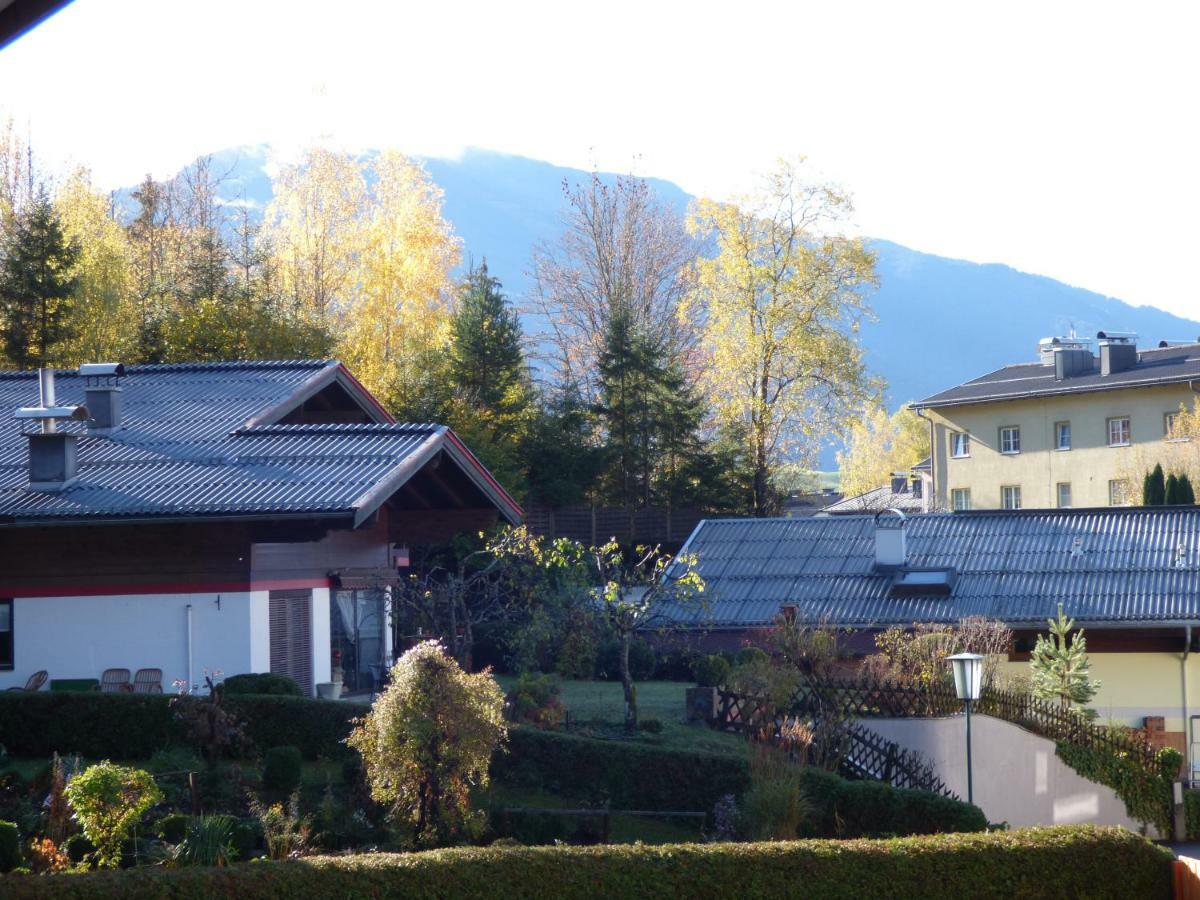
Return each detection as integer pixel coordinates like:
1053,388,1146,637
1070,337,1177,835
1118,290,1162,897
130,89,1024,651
494,676,748,757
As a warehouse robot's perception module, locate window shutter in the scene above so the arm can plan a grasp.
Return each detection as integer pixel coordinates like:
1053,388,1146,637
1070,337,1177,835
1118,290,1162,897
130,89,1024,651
269,590,313,695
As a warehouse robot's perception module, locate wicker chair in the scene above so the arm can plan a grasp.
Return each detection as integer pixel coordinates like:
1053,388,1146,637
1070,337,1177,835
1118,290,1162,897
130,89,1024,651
5,670,47,692
132,668,163,694
99,668,132,693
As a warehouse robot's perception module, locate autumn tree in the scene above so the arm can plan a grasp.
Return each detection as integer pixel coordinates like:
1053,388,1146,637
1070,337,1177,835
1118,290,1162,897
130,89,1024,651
684,158,879,516
836,404,929,503
336,150,460,420
0,190,79,367
531,172,698,401
348,640,506,848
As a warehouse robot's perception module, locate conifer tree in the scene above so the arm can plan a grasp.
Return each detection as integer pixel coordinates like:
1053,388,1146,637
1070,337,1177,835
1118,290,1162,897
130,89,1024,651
1166,473,1181,505
1144,463,1166,505
1179,473,1196,505
0,191,79,368
449,261,527,418
1030,603,1100,716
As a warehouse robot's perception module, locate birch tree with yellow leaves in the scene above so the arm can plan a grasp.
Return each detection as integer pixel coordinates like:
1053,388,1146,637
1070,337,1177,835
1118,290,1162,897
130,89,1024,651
684,158,879,516
836,404,929,502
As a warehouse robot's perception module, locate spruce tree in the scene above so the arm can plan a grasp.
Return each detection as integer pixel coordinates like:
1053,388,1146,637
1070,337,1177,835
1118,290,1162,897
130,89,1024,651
1166,473,1181,505
0,191,79,368
449,261,526,417
1030,603,1100,716
597,307,660,510
1180,473,1196,505
1144,464,1166,505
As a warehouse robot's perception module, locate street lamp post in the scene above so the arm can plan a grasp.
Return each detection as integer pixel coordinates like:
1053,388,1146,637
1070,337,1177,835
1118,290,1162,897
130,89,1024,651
946,652,985,806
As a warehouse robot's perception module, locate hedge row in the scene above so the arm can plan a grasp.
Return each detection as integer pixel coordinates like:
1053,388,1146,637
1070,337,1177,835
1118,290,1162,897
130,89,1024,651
0,692,367,760
0,826,1173,899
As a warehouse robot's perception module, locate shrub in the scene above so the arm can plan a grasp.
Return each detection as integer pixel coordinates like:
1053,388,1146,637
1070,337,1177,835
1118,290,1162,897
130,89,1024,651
494,726,750,813
249,790,309,861
596,638,657,681
63,763,163,868
225,695,365,759
0,826,1173,900
739,744,809,840
61,833,95,864
505,673,566,729
691,654,731,688
155,813,192,844
348,641,506,848
1187,789,1200,840
25,837,69,874
554,607,601,680
0,820,21,873
262,746,303,794
168,815,238,867
221,674,303,697
736,647,770,668
637,718,663,734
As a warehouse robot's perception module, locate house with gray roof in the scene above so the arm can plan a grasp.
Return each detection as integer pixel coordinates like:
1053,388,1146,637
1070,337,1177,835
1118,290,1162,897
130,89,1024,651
663,507,1200,764
0,360,521,696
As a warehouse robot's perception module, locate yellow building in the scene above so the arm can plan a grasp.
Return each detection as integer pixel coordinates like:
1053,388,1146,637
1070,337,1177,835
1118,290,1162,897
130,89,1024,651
913,334,1200,510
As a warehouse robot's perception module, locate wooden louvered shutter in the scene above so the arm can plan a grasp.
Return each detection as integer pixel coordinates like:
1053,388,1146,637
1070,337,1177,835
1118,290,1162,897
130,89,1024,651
269,590,313,695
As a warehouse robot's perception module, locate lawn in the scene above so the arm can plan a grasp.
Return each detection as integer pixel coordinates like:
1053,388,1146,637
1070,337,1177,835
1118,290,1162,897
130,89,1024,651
494,676,748,757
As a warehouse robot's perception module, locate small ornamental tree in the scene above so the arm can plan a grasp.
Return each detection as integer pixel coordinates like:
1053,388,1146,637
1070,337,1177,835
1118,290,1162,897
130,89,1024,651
1143,464,1166,506
347,640,506,848
589,541,704,730
63,762,163,867
1030,604,1100,716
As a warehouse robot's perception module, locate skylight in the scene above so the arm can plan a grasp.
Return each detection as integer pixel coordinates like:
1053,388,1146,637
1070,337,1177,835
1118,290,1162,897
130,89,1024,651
890,568,956,597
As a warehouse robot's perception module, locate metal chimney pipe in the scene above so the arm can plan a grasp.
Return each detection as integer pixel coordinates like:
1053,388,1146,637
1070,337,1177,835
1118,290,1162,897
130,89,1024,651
37,369,56,434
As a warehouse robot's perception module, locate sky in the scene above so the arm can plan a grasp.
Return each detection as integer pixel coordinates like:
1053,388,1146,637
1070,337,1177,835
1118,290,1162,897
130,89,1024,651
1,0,1198,318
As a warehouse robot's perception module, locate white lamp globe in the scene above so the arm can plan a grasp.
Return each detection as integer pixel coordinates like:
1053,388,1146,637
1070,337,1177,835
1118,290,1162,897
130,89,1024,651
946,652,985,701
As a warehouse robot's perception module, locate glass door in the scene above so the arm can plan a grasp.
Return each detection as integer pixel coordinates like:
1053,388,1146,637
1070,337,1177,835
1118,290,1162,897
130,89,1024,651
331,588,387,693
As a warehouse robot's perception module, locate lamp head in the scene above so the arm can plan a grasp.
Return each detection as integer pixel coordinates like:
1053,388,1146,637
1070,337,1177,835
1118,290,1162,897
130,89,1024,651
946,652,985,701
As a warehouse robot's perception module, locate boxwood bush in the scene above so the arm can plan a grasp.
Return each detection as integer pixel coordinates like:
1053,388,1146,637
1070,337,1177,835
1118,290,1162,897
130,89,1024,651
798,768,987,837
0,827,1172,899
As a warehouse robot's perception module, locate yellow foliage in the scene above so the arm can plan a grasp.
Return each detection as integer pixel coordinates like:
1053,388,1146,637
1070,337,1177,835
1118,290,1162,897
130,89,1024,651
836,405,929,499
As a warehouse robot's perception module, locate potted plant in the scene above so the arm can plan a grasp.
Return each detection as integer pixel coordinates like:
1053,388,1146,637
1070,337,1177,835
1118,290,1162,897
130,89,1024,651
328,649,344,699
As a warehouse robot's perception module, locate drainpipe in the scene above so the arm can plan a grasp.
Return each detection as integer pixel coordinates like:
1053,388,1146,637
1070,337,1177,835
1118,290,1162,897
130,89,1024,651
914,407,935,509
1185,625,1193,787
186,604,194,693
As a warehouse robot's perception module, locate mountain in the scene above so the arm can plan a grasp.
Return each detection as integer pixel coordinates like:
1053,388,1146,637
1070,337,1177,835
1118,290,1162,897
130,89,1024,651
138,146,1200,464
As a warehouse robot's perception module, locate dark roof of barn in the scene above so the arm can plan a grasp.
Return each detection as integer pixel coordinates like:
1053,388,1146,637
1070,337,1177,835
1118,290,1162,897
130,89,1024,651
661,508,1200,628
915,343,1200,409
0,360,522,526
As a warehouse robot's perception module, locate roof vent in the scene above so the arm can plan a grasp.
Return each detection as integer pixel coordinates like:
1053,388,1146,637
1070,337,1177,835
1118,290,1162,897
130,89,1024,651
874,509,907,570
80,363,125,434
15,368,88,492
1097,331,1138,376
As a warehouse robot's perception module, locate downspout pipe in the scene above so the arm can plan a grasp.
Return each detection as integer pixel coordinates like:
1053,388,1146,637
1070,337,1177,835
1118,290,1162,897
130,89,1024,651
1185,625,1193,787
914,406,934,510
186,604,194,694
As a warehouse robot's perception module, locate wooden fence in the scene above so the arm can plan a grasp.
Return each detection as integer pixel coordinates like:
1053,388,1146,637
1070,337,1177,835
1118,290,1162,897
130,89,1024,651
522,505,706,547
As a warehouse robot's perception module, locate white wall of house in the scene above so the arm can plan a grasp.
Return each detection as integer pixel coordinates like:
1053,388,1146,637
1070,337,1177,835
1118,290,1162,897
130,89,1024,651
1,587,331,695
864,715,1156,836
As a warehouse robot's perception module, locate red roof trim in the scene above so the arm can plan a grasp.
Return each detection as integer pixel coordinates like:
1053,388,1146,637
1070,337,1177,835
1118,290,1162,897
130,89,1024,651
4,577,331,599
445,429,524,521
335,363,395,424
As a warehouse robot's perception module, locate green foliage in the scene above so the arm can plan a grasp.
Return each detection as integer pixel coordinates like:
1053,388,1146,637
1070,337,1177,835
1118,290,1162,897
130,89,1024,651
597,638,658,682
637,718,663,734
505,673,566,729
1166,472,1181,504
1144,464,1166,505
0,692,363,761
61,833,95,864
691,654,731,688
738,745,810,840
0,819,21,873
1185,789,1200,840
221,674,303,697
262,746,303,794
523,387,607,508
735,647,770,668
348,641,507,848
796,768,987,839
1030,604,1100,713
63,762,163,867
0,191,79,368
1055,742,1177,835
249,790,310,861
167,815,238,868
1181,473,1196,505
0,827,1173,900
553,606,602,679
155,813,191,844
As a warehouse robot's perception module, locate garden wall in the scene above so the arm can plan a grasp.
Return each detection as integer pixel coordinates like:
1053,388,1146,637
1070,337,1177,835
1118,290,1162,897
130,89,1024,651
863,714,1152,834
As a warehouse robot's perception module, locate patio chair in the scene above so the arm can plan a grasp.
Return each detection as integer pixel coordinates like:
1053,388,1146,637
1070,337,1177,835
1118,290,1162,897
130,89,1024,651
5,670,47,692
100,668,132,693
132,668,163,694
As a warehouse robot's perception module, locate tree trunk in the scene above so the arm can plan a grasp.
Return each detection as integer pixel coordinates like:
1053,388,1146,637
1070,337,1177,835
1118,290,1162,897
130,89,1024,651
620,631,638,731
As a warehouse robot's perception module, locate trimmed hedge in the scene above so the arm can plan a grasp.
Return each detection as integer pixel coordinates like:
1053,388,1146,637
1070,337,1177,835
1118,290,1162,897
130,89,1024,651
0,692,366,760
0,826,1173,899
798,768,986,838
221,673,303,697
262,746,303,792
494,726,751,812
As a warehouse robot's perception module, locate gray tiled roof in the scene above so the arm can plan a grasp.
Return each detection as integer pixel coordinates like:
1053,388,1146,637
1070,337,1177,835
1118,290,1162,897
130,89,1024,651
915,343,1200,408
0,361,520,525
662,508,1200,628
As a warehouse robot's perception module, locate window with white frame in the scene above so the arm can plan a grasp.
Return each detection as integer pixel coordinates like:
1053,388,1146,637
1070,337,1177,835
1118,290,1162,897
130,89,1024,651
1056,482,1072,509
1109,479,1130,506
950,432,970,458
1107,416,1131,447
1165,412,1186,440
999,426,1021,454
951,488,971,510
1054,421,1071,451
1001,485,1022,509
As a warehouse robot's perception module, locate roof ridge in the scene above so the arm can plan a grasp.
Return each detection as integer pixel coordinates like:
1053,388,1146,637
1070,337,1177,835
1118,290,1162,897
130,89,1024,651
0,359,332,381
236,422,442,436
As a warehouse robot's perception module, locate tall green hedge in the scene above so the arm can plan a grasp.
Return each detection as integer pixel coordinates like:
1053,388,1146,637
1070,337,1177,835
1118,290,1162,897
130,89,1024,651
0,692,366,760
0,827,1173,899
797,768,986,837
